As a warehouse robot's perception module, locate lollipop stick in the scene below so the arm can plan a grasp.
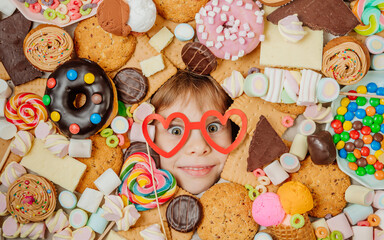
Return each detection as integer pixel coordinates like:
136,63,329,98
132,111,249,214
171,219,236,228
339,92,384,99
0,143,11,173
97,222,115,240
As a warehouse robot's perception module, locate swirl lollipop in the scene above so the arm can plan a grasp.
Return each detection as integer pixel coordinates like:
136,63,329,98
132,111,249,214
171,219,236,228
352,0,384,36
118,152,176,211
5,93,48,130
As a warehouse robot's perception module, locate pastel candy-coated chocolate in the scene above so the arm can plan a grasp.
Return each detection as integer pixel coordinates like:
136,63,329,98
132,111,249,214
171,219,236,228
94,168,122,196
252,192,285,227
59,190,77,209
263,160,289,185
243,73,269,98
372,53,384,70
69,209,88,229
373,191,384,209
87,208,108,234
77,188,103,213
352,226,373,240
343,204,373,225
345,185,374,206
326,213,353,239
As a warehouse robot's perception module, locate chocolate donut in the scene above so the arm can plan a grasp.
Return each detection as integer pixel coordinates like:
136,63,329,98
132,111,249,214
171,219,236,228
44,59,118,139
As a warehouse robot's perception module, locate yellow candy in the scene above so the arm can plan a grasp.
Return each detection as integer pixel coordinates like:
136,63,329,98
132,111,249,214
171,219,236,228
375,150,384,159
84,73,95,84
337,106,348,115
381,99,384,105
343,121,352,131
51,111,61,122
340,98,350,107
336,141,345,150
356,85,367,94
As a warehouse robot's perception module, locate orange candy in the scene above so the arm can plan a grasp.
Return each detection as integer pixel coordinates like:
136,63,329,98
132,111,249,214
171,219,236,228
354,149,362,159
367,155,377,165
349,162,358,171
366,106,376,116
363,135,373,144
375,170,384,180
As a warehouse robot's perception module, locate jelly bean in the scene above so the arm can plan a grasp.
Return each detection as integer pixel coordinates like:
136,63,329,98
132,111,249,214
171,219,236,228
339,148,347,158
370,98,380,107
356,167,367,176
348,102,358,112
341,97,350,107
374,115,384,124
363,116,373,126
374,161,384,171
349,162,358,171
340,132,350,142
367,82,378,93
337,106,348,115
343,121,352,131
334,127,344,134
344,112,354,121
366,106,376,116
363,134,373,144
375,170,384,180
361,146,370,156
378,87,384,96
356,97,367,106
372,140,381,150
356,109,366,119
372,124,381,133
350,130,360,139
347,153,357,162
336,141,345,150
353,149,362,159
348,90,358,100
331,119,342,129
361,126,372,135
366,164,376,175
377,105,384,114
333,134,341,144
367,155,377,165
357,85,367,94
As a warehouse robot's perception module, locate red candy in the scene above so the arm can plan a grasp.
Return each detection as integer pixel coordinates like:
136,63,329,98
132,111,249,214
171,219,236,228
374,161,384,171
361,126,372,135
331,119,342,129
334,127,344,134
69,123,80,134
347,90,358,100
357,221,370,227
361,146,370,156
47,78,56,89
350,130,360,140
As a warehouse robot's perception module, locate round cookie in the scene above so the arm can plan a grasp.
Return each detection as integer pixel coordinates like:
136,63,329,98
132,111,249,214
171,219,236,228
113,68,148,104
271,103,306,115
75,134,123,193
290,157,351,218
153,0,209,23
74,17,136,72
197,182,258,239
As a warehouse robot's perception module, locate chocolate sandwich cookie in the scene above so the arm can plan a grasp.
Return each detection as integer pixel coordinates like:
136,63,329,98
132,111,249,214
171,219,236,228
113,68,148,104
166,195,202,233
181,42,217,75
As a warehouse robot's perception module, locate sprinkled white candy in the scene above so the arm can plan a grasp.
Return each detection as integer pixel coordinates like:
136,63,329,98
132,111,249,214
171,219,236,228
247,32,255,38
216,25,224,33
196,19,203,24
230,27,238,33
225,0,233,3
206,41,214,47
208,17,214,24
215,42,223,49
205,5,212,11
229,15,235,22
235,19,240,25
201,32,208,40
221,13,227,21
208,11,215,17
200,7,207,16
222,5,230,11
236,1,243,6
213,7,221,13
224,29,230,39
224,52,231,60
256,0,262,7
245,3,252,10
259,34,265,41
239,31,246,37
238,50,245,57
243,23,250,31
195,13,201,20
217,35,224,41
255,10,264,23
232,56,239,61
212,0,218,6
239,37,245,45
198,25,205,33
230,34,238,41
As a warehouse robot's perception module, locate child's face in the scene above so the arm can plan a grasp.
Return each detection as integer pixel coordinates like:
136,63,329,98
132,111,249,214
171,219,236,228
154,98,232,195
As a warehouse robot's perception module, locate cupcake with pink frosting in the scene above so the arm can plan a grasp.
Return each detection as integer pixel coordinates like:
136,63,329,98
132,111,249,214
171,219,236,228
44,134,69,158
2,216,21,238
0,192,8,216
35,121,56,140
45,209,70,233
10,131,34,156
53,227,72,240
0,162,27,188
20,222,46,239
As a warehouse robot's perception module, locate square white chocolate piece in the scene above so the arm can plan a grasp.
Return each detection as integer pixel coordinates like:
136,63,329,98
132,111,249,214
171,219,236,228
77,188,103,213
260,6,323,71
140,55,165,77
94,168,122,196
149,27,174,53
21,139,86,192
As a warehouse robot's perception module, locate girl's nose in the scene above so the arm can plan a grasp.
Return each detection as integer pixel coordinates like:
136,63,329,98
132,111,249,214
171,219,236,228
184,130,211,156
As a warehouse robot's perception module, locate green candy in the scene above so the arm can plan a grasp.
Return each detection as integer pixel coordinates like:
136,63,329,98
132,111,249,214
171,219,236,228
347,153,356,162
42,95,51,106
340,132,350,142
356,97,367,106
24,2,29,7
356,167,367,176
366,164,376,175
335,115,345,123
363,116,373,126
118,101,128,117
371,123,381,133
333,134,341,144
374,114,384,124
370,98,380,107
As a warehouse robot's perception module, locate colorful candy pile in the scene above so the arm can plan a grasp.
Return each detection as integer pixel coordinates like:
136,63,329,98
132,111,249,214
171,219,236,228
331,82,384,180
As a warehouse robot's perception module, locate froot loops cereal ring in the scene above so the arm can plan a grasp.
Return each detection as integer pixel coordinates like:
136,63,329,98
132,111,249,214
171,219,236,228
106,135,119,148
245,184,259,201
100,128,113,138
255,185,267,195
258,176,271,186
43,8,56,20
353,0,384,36
252,168,266,178
290,214,305,229
29,2,41,13
56,4,68,14
281,115,294,128
368,213,381,226
49,0,59,9
118,152,177,211
5,93,48,131
315,227,328,238
330,230,343,240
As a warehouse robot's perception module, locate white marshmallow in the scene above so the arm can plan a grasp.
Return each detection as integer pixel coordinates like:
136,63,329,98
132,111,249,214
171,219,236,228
68,139,92,158
94,168,122,196
77,188,103,213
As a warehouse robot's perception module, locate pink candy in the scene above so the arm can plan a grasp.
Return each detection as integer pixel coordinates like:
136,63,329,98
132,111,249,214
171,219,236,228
252,192,285,227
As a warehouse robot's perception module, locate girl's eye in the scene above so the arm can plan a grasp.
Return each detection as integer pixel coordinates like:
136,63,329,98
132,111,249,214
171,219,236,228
168,126,184,136
207,122,222,133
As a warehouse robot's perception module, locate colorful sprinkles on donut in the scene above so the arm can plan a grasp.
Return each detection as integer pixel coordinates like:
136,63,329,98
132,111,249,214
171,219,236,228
331,82,384,180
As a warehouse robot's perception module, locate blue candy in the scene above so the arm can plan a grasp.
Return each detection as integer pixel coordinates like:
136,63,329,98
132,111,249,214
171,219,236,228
367,82,378,93
377,105,384,115
90,113,101,124
67,69,78,81
347,102,358,112
355,109,366,119
381,124,384,133
377,87,384,96
339,148,347,158
372,140,381,150
344,111,355,121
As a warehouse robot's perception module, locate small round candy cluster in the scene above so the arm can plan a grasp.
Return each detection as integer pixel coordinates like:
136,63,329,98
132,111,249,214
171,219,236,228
331,82,384,180
18,0,100,25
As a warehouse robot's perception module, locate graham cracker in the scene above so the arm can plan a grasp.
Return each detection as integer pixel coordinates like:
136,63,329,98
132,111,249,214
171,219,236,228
229,94,294,137
118,221,172,240
147,14,196,70
221,134,279,193
109,35,177,104
14,78,47,97
0,62,10,80
118,187,194,240
210,46,261,83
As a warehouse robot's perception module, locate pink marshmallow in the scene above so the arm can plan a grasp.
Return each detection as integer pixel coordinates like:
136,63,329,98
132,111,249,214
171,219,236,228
129,122,155,143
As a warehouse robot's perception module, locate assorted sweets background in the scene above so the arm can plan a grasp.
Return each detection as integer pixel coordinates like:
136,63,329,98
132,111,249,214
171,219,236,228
1,0,384,239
